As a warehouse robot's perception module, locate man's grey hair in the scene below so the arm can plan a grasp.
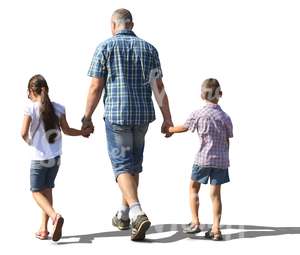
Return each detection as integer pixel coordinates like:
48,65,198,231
112,8,133,26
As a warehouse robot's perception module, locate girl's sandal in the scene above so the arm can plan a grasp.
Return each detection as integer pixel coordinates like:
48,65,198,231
35,231,49,240
205,229,223,241
52,214,64,242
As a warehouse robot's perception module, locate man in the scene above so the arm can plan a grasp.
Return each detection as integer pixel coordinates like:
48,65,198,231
81,8,173,241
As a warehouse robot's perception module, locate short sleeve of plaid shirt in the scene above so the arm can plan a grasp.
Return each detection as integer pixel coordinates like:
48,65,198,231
183,111,199,132
87,44,108,78
225,116,233,138
184,111,211,134
151,48,163,79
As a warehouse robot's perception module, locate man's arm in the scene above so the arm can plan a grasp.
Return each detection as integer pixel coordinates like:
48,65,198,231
81,77,105,137
84,77,105,120
152,78,173,137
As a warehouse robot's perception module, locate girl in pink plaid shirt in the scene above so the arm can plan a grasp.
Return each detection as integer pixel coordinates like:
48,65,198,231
169,78,233,241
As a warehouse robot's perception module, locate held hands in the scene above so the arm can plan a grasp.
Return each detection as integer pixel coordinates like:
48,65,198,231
81,118,94,138
161,119,174,138
81,126,94,137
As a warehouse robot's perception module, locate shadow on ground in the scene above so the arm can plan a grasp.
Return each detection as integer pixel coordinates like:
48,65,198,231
58,224,300,244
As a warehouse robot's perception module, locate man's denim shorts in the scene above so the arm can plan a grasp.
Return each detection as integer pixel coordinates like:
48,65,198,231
104,119,149,181
30,156,60,192
191,165,230,185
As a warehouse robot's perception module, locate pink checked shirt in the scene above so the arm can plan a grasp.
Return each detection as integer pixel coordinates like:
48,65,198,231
184,103,233,169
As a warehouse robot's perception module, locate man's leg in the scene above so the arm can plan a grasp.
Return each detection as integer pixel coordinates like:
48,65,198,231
121,174,139,203
113,174,140,231
106,120,140,230
127,124,150,241
117,174,139,220
117,172,150,241
117,123,147,219
106,119,150,240
117,173,139,207
210,184,222,234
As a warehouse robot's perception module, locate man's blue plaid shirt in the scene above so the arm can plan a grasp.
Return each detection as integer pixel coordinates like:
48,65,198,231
88,29,163,125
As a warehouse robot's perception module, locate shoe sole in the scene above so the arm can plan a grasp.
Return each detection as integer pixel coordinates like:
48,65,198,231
112,218,130,231
205,231,223,241
183,229,201,234
52,217,64,242
35,235,49,240
131,220,151,241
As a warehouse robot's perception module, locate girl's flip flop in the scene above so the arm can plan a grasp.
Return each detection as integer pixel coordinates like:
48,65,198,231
52,214,64,242
35,231,49,240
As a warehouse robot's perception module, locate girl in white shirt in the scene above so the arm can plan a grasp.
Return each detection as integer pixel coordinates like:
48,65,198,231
21,74,93,241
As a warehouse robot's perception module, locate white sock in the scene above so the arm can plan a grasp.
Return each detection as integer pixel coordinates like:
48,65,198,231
117,204,130,220
129,202,144,221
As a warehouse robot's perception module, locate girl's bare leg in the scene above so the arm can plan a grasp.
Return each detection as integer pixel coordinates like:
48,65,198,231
39,188,53,232
32,189,57,225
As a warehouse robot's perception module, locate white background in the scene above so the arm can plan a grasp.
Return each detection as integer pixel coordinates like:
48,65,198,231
0,0,299,254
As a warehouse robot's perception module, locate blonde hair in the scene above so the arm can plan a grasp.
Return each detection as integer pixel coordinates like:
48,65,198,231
201,78,222,103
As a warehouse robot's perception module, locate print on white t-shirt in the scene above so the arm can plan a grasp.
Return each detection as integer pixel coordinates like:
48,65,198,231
24,101,65,160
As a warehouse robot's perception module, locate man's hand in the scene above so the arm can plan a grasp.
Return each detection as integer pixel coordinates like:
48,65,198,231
81,118,94,138
81,126,94,137
161,119,174,138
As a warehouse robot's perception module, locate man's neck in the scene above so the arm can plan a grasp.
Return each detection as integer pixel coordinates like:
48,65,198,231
116,27,131,33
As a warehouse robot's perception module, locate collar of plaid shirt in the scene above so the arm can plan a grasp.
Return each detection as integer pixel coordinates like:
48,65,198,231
115,29,136,37
205,103,221,109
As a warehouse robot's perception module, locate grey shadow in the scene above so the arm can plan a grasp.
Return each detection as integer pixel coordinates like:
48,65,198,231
58,224,300,244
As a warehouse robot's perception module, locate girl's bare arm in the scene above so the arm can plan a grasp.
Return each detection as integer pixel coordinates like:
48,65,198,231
21,115,31,143
60,114,93,136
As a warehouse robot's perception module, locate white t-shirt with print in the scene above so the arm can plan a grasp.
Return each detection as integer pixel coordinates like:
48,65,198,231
24,101,65,160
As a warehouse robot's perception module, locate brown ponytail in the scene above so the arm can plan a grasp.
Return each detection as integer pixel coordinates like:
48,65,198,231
28,74,60,144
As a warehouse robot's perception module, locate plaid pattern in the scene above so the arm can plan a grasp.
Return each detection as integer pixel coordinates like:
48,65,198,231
184,104,233,169
88,29,162,125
